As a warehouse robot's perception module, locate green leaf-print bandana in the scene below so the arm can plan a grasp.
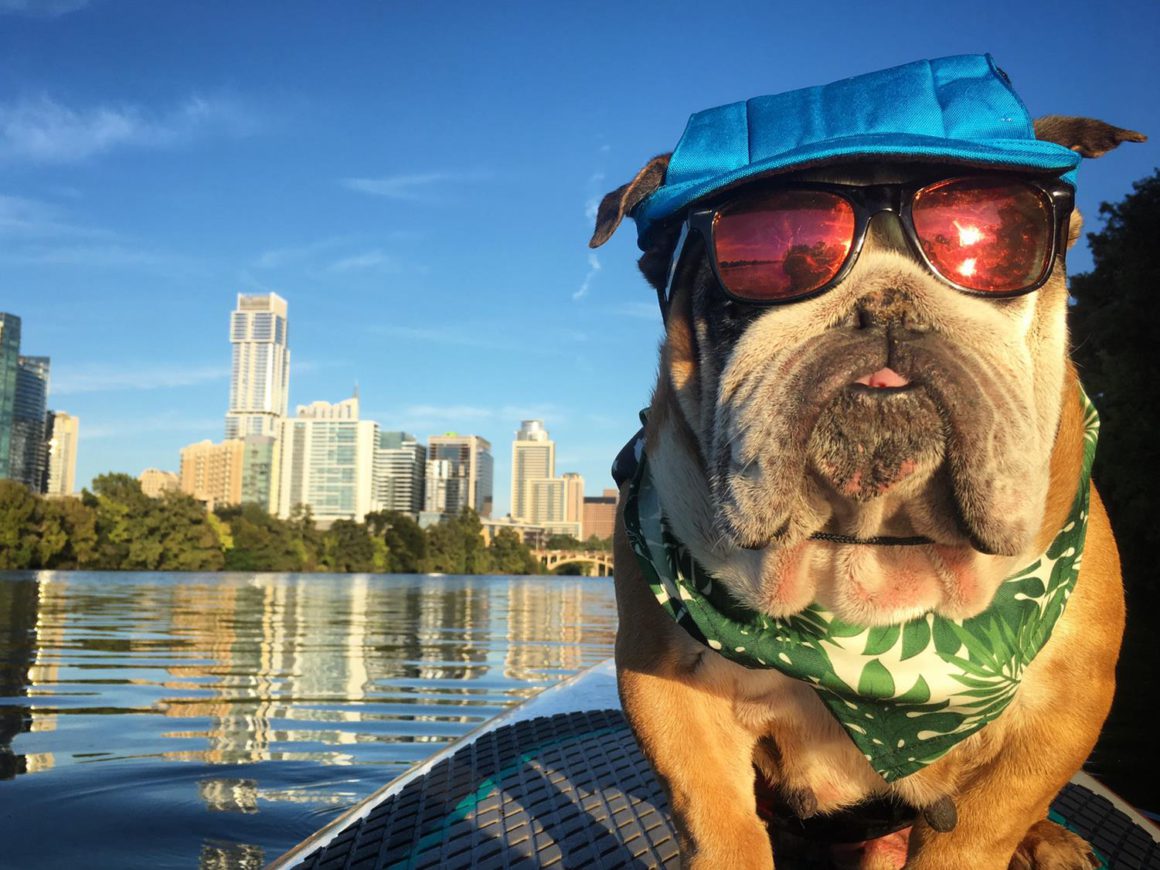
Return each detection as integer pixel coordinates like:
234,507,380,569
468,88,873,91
622,388,1098,781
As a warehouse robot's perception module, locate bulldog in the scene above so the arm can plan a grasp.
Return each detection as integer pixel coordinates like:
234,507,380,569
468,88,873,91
590,56,1144,869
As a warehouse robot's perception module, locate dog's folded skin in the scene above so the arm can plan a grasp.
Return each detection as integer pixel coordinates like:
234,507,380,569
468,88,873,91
595,114,1142,870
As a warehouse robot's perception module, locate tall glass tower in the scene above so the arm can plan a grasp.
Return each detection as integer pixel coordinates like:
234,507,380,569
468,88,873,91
9,356,51,489
0,313,19,480
225,293,290,440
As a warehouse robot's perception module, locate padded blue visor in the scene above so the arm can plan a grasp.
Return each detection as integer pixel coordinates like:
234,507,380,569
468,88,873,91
632,54,1081,248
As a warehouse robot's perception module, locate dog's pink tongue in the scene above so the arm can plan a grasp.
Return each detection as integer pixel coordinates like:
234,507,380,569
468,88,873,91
856,367,910,388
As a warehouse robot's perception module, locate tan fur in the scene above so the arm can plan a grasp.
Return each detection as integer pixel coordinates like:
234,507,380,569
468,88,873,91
598,121,1139,868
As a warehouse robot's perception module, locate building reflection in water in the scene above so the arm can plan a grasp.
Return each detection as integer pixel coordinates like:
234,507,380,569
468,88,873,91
0,572,617,868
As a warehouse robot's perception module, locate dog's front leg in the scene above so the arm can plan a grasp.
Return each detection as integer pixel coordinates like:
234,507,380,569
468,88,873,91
614,527,774,869
619,664,774,869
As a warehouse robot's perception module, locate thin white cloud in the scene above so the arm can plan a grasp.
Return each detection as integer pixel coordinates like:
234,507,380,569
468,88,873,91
0,243,179,269
253,235,351,270
0,94,255,164
53,363,229,395
327,249,396,273
573,252,602,301
340,170,490,200
0,0,89,16
365,403,569,436
0,192,107,238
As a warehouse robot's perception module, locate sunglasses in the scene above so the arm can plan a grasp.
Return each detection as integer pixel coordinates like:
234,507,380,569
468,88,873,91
665,175,1074,307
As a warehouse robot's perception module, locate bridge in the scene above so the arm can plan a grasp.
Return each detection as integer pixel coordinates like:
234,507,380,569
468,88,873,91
531,549,614,576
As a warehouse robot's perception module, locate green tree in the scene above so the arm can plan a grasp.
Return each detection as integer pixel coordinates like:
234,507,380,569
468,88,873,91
584,534,612,552
38,497,98,568
423,520,466,573
287,503,324,571
0,481,38,569
545,533,583,551
1070,169,1160,600
366,510,427,573
456,508,491,574
218,503,302,571
488,527,540,575
152,491,225,571
323,519,376,572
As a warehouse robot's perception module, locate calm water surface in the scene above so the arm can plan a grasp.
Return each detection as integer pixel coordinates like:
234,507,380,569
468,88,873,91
0,572,618,870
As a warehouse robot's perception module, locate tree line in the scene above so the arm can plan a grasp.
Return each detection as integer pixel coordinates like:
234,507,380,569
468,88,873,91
0,472,579,574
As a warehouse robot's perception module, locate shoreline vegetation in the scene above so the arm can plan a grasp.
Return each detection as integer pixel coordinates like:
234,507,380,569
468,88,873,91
0,474,609,575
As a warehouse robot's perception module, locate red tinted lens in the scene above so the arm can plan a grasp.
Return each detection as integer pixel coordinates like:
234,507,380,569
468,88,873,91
912,178,1053,293
712,191,855,300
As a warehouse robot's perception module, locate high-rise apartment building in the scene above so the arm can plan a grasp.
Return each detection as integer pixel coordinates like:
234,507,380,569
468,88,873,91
510,420,554,522
277,396,378,523
583,489,618,541
375,431,425,516
427,434,493,518
562,472,585,537
240,435,281,513
180,439,246,510
9,356,51,490
225,293,290,440
139,468,180,498
44,411,79,496
0,313,19,480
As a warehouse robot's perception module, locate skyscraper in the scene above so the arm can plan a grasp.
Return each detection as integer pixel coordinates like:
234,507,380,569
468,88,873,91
563,472,585,537
374,431,426,516
277,396,378,523
225,293,290,440
45,411,79,496
427,434,493,518
0,313,21,480
8,356,51,490
510,420,554,522
180,439,246,510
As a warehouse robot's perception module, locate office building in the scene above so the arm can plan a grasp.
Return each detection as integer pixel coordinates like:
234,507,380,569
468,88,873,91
426,434,493,518
0,313,18,480
563,472,585,537
225,293,290,440
277,396,378,523
180,439,245,510
139,468,180,498
8,356,51,490
374,431,425,516
583,489,618,541
44,411,79,496
510,420,554,522
240,435,281,513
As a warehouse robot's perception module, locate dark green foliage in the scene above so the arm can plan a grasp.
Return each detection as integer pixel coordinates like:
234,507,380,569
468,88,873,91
1069,169,1160,602
323,519,377,572
216,503,303,571
544,534,583,550
0,479,536,576
488,527,540,574
366,510,427,573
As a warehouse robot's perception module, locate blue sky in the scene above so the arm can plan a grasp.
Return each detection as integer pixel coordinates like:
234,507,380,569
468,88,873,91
2,0,1156,517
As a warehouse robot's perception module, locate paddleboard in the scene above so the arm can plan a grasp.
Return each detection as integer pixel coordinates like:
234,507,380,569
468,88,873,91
268,660,1159,869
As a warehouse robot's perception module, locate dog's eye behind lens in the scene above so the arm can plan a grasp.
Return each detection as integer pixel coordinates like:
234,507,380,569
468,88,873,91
912,179,1053,293
713,191,854,300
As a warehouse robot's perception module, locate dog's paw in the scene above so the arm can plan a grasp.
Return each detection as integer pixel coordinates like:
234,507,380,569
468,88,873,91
1008,820,1099,870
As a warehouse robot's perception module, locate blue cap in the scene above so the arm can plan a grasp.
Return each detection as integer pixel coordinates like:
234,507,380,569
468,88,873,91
632,54,1081,248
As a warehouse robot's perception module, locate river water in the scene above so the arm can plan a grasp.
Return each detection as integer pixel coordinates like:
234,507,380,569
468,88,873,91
0,572,618,869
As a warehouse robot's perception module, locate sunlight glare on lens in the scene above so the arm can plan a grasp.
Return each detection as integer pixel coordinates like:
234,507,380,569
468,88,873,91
957,258,977,278
954,220,983,247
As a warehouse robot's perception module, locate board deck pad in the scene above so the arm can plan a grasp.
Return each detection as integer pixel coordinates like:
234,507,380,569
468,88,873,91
287,709,1159,870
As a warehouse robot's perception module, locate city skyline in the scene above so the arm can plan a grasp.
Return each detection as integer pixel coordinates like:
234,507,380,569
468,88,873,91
3,2,1156,518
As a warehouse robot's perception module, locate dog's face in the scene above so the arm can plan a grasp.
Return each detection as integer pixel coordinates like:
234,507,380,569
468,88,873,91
592,118,1142,628
659,164,1070,627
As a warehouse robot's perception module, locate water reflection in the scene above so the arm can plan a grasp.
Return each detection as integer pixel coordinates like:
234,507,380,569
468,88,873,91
0,572,617,869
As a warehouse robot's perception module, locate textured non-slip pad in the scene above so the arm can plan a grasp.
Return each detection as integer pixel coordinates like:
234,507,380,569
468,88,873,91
289,709,1158,870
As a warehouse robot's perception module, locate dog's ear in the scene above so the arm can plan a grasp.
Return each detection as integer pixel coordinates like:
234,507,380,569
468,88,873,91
1033,115,1146,158
589,154,671,248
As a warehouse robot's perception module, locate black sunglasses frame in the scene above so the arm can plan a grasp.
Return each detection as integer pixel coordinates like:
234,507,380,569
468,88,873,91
660,175,1075,315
